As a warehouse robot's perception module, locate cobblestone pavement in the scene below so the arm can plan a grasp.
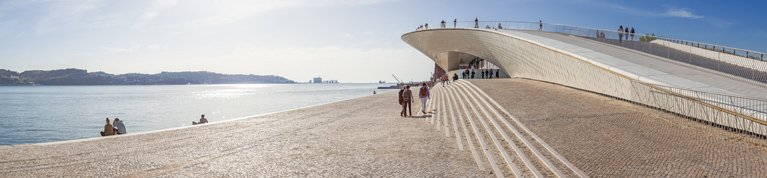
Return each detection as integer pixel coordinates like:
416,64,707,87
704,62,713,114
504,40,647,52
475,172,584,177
471,79,767,177
0,90,484,177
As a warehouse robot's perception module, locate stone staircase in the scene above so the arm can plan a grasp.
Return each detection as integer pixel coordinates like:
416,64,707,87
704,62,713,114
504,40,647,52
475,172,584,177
424,80,588,178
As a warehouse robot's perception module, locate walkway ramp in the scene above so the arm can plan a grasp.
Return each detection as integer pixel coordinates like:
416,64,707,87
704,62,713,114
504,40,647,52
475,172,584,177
510,30,767,99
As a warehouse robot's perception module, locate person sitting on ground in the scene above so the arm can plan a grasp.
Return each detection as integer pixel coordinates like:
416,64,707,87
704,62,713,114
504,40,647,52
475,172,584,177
193,114,209,125
113,118,127,135
101,117,115,136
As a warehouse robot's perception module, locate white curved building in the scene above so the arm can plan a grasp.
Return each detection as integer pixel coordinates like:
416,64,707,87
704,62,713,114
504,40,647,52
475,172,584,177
402,27,767,137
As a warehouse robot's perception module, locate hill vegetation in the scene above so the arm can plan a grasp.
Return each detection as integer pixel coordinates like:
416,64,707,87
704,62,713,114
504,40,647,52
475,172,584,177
0,68,294,85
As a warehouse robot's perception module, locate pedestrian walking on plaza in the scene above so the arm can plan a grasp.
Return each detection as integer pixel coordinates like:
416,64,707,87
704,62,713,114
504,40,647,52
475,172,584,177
488,69,492,79
398,86,405,117
401,86,413,117
418,83,430,115
474,17,479,28
495,69,499,78
441,20,446,28
630,27,635,41
618,25,624,43
454,18,457,28
539,20,543,31
471,70,476,79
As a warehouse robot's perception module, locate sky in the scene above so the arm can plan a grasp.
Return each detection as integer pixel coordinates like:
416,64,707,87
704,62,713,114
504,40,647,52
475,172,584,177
0,0,765,83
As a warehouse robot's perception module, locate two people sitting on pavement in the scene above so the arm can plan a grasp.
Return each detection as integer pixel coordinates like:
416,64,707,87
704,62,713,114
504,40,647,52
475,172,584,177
101,117,127,136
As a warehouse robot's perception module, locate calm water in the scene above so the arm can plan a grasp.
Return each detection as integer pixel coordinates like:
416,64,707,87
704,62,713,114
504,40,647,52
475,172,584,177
0,84,389,145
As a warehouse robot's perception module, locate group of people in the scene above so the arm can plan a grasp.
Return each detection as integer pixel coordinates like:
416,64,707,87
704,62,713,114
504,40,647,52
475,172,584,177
416,18,544,31
461,68,499,79
100,117,127,136
617,25,636,43
398,83,431,117
99,114,210,137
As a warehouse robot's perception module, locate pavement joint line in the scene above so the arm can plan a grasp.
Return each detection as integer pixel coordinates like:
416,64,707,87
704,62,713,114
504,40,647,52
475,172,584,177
455,82,546,178
453,83,508,178
436,87,442,130
446,85,488,172
461,80,589,178
446,85,466,151
454,83,525,178
440,87,451,138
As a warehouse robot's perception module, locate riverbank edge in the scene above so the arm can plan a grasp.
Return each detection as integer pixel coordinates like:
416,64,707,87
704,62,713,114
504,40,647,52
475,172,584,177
1,89,397,148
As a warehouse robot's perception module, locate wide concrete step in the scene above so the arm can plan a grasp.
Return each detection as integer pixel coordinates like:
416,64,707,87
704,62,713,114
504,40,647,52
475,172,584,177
425,80,588,178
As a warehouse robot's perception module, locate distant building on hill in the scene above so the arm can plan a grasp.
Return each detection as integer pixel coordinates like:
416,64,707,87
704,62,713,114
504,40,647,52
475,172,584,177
313,77,322,84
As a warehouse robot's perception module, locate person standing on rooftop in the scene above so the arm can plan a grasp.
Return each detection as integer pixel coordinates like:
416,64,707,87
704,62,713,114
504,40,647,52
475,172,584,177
424,23,428,29
624,27,629,41
453,18,457,28
539,20,543,31
474,17,479,28
618,25,624,43
440,20,446,28
498,23,503,29
630,27,635,41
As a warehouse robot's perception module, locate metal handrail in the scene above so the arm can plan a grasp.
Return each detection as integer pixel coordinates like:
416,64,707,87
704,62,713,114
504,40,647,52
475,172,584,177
425,20,766,61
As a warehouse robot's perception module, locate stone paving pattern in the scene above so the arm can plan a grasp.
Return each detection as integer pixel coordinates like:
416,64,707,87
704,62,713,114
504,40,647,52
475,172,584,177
471,79,767,177
0,90,484,177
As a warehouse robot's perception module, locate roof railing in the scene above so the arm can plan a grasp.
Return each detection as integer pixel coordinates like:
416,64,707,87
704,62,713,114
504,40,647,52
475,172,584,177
416,20,766,61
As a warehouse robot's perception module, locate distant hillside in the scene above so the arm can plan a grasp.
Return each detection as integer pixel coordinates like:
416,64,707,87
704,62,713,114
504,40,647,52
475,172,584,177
0,68,294,85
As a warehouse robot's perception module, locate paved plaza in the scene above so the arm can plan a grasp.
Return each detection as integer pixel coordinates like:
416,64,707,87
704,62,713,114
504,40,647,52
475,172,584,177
471,79,767,177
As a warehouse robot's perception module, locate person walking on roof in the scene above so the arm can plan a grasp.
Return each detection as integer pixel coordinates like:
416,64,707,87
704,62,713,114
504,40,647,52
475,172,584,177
618,25,624,43
424,23,428,29
624,27,629,41
441,20,446,28
539,20,543,31
630,27,635,41
474,17,479,28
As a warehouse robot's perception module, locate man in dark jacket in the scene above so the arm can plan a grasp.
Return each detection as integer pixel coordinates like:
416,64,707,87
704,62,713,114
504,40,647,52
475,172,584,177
401,86,413,117
399,86,405,117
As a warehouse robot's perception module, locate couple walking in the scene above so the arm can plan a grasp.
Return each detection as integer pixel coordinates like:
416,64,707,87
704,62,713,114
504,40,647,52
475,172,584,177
399,83,431,117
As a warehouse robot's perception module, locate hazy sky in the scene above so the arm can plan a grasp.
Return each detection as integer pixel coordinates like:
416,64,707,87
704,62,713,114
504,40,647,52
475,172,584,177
1,0,765,83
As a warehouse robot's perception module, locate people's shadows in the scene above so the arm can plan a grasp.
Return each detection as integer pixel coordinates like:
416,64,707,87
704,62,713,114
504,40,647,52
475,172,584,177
409,115,432,118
